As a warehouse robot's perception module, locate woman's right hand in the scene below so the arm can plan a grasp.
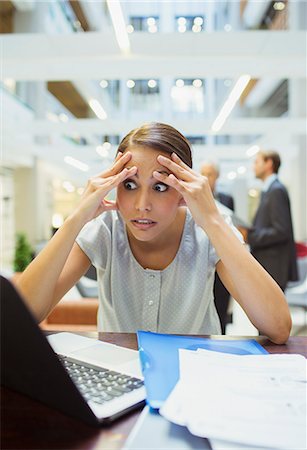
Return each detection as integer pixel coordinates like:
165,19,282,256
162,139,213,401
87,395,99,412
74,151,137,223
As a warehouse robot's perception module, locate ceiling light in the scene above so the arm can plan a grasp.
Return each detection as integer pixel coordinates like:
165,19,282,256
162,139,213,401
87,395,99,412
227,171,237,180
246,145,260,157
194,17,203,26
147,17,156,26
62,181,75,193
106,0,130,54
273,2,285,11
148,79,157,88
237,166,247,174
126,24,134,34
96,144,110,158
193,79,202,88
148,25,157,33
127,79,135,88
211,74,251,132
192,25,201,33
175,79,184,88
64,156,89,172
103,142,112,151
59,113,69,122
89,98,107,120
100,79,109,88
177,17,186,25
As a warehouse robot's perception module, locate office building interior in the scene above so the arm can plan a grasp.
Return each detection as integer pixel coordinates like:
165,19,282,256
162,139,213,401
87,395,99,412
1,0,306,334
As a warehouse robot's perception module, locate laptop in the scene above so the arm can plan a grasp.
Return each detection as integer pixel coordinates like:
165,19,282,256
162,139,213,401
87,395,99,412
0,276,146,425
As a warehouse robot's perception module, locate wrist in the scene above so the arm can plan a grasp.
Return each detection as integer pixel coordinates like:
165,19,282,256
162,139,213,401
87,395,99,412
200,211,224,232
66,210,89,231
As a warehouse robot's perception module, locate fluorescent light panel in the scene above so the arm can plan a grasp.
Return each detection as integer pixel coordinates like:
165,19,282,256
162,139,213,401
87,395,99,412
64,156,89,172
89,98,107,120
246,145,260,157
106,0,130,54
211,74,251,132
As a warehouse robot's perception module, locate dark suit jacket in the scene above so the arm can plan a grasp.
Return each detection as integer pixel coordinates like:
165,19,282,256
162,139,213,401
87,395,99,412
248,179,298,290
216,192,234,211
214,191,234,333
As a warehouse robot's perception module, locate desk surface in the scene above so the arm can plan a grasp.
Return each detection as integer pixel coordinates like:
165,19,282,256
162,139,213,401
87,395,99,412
2,333,307,450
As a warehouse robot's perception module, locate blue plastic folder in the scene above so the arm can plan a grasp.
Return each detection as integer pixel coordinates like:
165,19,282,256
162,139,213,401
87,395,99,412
137,331,268,409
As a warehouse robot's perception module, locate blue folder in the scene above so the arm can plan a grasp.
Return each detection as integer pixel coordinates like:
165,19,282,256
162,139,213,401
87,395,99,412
137,331,268,409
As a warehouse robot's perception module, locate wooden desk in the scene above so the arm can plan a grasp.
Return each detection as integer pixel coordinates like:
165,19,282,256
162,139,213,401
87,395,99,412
1,334,307,450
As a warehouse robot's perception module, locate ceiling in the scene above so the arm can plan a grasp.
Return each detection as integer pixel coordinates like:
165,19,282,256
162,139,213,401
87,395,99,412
1,1,306,185
2,31,305,80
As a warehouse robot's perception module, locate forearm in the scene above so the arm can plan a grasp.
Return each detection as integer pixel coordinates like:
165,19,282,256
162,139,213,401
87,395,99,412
16,212,87,321
202,214,291,344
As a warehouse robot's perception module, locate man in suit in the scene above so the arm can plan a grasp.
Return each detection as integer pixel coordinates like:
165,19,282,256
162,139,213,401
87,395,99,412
200,161,234,333
248,150,298,291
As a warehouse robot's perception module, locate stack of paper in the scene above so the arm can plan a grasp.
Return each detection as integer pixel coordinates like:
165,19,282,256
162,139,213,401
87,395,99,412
160,349,307,449
137,331,267,409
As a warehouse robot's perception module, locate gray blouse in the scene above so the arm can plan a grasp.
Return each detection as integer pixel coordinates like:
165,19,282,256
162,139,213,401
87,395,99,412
76,209,222,334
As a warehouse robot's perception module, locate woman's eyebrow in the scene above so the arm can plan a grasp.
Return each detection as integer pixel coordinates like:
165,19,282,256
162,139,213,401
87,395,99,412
155,170,170,176
124,168,170,178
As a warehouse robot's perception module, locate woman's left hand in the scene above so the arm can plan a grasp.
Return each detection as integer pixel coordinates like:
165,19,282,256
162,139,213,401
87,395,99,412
153,153,219,228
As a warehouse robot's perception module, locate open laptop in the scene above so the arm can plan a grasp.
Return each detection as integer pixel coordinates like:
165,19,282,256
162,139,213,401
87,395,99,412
0,276,146,425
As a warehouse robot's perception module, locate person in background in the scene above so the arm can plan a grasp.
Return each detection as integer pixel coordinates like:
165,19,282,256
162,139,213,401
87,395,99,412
248,150,298,291
200,161,234,333
16,123,291,344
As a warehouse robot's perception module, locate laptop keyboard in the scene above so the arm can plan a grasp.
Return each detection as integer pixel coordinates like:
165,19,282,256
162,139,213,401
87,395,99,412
58,355,144,405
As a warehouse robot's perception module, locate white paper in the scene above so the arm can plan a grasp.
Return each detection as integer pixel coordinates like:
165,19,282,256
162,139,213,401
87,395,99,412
160,349,307,449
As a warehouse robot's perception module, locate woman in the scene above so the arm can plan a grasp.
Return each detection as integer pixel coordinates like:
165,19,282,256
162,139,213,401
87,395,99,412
17,122,291,343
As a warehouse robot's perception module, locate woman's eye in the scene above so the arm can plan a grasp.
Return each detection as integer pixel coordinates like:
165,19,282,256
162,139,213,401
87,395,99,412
124,180,137,190
154,183,168,192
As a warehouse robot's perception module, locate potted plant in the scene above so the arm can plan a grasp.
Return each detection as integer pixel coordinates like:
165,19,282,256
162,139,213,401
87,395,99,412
13,232,33,273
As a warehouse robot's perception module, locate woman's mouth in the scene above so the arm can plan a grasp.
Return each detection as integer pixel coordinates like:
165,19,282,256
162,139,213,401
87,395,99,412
131,219,157,230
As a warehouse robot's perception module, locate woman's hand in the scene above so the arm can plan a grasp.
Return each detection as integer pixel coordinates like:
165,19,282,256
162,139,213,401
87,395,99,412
153,152,219,228
75,152,137,223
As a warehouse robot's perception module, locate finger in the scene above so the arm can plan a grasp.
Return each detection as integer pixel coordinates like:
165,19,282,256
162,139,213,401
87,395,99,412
153,171,187,195
99,166,137,191
99,151,132,178
171,152,194,173
157,155,195,182
114,151,123,162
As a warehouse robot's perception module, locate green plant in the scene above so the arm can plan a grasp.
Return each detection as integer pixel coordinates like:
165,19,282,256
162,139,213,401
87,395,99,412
13,233,33,272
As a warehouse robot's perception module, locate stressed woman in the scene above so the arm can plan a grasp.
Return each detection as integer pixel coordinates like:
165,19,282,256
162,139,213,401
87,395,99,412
17,122,291,344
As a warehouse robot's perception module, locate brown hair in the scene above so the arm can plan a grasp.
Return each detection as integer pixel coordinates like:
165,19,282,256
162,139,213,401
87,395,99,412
259,150,281,174
117,122,193,168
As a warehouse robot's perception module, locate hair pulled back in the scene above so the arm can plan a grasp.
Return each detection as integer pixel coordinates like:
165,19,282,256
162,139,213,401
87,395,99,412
117,122,192,168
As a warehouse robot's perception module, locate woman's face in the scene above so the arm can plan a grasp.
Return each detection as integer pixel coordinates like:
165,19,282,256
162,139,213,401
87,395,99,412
116,146,183,243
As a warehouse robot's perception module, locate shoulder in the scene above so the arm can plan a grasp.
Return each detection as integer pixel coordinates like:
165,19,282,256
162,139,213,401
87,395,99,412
268,179,288,197
78,211,121,241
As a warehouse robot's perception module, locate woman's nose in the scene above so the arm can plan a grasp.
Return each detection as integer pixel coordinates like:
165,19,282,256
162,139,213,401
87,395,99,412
135,190,152,211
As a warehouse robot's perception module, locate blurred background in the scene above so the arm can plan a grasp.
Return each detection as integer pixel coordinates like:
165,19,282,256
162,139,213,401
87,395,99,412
0,1,306,331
